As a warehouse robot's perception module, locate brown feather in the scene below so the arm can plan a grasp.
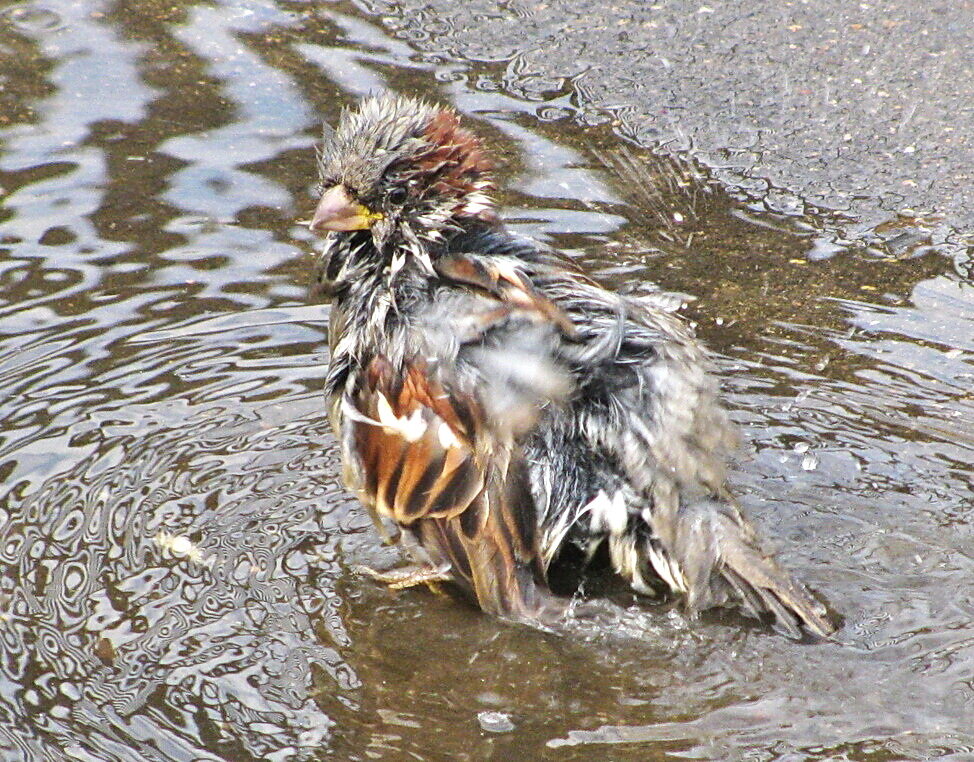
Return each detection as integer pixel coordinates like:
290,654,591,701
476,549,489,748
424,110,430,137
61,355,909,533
435,254,576,336
345,351,561,620
409,110,496,219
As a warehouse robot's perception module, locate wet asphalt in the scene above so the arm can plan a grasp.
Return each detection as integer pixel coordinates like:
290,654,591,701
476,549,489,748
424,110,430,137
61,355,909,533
370,0,974,260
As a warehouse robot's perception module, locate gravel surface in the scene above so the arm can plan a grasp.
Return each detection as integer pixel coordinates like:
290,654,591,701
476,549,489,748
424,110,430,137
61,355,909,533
360,0,974,261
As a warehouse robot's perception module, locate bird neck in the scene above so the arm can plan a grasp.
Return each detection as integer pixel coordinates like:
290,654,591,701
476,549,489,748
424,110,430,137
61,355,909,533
323,216,513,312
321,219,517,398
322,243,435,400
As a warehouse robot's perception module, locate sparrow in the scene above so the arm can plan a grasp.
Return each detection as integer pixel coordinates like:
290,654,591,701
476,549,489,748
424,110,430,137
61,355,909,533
308,93,834,638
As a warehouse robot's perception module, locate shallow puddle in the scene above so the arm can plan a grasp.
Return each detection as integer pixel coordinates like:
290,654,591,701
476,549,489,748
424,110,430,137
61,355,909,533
1,1,973,760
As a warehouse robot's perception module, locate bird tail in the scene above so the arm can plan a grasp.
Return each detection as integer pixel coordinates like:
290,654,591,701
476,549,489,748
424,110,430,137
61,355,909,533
602,494,835,638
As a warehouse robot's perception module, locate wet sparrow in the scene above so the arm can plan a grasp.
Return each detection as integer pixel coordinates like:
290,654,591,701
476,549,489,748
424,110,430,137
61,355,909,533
308,93,833,638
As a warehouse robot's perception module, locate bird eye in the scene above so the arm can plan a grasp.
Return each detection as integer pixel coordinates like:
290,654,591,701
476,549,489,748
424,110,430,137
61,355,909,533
387,186,407,204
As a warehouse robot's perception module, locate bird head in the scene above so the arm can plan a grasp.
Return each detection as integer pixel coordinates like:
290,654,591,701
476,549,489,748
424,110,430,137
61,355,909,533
311,94,496,253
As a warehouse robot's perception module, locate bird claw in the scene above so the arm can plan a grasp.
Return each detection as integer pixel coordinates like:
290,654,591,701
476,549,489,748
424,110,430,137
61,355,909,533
353,563,453,592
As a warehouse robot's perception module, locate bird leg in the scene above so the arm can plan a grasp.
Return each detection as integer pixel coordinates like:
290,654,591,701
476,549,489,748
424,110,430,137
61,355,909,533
353,562,453,592
367,511,401,546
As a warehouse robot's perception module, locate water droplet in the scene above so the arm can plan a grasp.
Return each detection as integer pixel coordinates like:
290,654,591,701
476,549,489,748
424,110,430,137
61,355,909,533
1,4,63,33
477,711,515,733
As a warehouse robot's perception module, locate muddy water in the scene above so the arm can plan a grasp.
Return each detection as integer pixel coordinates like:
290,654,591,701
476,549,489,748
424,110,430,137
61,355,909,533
1,1,973,760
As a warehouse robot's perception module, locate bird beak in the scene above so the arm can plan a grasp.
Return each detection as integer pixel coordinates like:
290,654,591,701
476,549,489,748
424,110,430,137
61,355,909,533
310,184,380,233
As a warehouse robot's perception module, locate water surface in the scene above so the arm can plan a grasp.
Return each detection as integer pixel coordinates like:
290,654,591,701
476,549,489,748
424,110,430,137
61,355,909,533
1,1,973,759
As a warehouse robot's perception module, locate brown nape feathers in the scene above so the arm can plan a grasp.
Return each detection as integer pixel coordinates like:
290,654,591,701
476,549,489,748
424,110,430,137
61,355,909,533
307,92,835,639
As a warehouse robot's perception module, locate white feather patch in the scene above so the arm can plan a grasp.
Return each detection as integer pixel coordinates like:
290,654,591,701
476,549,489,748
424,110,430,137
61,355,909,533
585,489,630,537
437,420,460,449
645,544,688,593
375,393,427,442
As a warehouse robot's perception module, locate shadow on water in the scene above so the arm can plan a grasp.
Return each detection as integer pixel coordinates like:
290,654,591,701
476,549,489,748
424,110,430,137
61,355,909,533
0,0,973,759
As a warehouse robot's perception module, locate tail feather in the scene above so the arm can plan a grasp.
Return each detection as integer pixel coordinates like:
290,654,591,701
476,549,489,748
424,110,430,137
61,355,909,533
705,505,834,637
626,498,835,638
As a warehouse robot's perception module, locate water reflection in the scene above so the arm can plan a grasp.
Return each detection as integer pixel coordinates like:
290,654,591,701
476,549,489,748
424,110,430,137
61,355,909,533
1,0,973,759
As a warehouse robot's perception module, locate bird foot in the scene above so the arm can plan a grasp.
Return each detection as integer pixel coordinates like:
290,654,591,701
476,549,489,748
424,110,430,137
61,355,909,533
353,563,453,592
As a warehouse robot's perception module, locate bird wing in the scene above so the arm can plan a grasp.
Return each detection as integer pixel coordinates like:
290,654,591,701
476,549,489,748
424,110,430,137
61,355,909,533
525,267,836,637
335,252,574,622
